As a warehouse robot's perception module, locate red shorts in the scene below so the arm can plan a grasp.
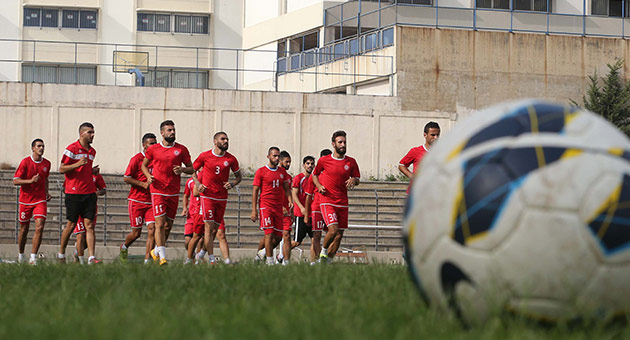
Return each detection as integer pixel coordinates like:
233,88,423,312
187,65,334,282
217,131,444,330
311,211,327,232
200,197,227,224
74,215,97,235
184,210,204,236
283,215,293,232
320,204,349,229
151,194,179,220
128,200,155,229
19,201,47,222
260,207,282,237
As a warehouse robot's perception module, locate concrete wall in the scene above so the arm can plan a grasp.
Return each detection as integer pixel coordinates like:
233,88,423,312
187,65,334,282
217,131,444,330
396,26,630,112
0,81,453,179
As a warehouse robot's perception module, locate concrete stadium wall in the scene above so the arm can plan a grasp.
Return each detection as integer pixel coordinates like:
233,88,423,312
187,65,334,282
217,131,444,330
396,26,630,112
0,81,453,178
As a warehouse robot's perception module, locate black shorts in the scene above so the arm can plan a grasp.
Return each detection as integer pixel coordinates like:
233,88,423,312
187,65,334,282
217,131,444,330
65,193,97,223
294,216,312,243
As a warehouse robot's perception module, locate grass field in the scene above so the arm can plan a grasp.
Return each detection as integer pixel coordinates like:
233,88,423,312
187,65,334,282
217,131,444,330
0,262,628,340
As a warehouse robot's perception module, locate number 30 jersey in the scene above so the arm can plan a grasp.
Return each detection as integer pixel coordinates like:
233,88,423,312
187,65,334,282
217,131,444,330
193,150,240,200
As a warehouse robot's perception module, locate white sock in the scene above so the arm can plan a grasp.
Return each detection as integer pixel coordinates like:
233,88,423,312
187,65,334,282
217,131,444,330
283,260,290,266
144,259,150,264
224,258,231,264
209,254,216,262
78,256,85,264
320,247,328,256
197,249,206,258
266,256,274,265
158,246,166,259
184,258,192,264
121,244,127,250
279,239,284,257
18,253,25,262
30,253,37,261
257,249,265,257
57,253,65,259
88,256,95,262
277,253,284,260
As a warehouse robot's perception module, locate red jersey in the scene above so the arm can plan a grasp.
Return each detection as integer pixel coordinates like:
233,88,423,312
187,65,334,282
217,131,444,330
144,142,191,196
292,173,308,217
184,177,200,216
399,145,428,193
61,140,96,195
93,174,106,191
14,156,51,204
312,155,360,206
304,174,321,212
253,165,291,209
193,150,240,200
124,152,151,203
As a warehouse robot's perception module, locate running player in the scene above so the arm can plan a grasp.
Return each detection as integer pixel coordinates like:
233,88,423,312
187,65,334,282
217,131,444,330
58,122,100,264
251,147,292,265
398,121,440,193
13,138,51,264
142,120,194,265
183,171,205,264
313,131,360,262
275,151,293,265
291,155,315,250
304,149,332,264
120,133,157,263
73,173,106,264
192,131,241,265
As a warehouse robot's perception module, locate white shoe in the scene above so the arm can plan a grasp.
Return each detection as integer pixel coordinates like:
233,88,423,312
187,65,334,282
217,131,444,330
28,258,37,265
184,258,193,265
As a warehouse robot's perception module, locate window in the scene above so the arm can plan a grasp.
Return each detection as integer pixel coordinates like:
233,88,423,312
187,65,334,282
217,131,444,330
476,0,510,9
137,13,209,34
22,64,97,85
514,0,550,11
382,27,394,47
62,10,79,28
24,8,97,29
141,69,208,89
24,8,40,27
592,0,628,17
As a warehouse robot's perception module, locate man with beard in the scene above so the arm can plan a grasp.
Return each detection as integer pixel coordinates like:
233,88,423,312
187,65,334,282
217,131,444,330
398,121,440,194
304,149,332,264
58,122,100,264
291,155,315,251
192,132,241,265
13,138,51,264
275,151,293,265
120,133,157,263
142,120,194,266
251,147,292,265
312,131,360,262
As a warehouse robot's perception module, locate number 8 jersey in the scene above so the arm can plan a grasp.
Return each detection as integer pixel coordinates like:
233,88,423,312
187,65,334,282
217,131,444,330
193,149,240,200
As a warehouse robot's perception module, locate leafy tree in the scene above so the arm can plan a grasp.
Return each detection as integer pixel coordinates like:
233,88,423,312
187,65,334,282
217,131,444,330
572,59,630,136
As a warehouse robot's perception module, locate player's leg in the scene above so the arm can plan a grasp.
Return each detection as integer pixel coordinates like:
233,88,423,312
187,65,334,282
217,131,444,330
328,230,344,259
145,222,156,262
320,204,340,260
30,217,45,264
59,194,80,263
186,233,202,263
17,222,30,262
326,207,348,259
281,230,291,264
311,231,322,263
81,193,98,262
216,224,230,264
121,201,144,260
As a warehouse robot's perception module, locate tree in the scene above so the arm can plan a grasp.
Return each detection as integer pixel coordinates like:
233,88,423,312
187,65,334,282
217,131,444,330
572,59,630,136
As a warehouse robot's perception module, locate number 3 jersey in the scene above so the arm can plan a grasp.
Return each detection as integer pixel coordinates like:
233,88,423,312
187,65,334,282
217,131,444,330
193,150,240,200
253,165,290,210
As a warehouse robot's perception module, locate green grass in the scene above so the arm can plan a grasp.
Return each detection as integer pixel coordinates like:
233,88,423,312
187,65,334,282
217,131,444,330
0,262,627,339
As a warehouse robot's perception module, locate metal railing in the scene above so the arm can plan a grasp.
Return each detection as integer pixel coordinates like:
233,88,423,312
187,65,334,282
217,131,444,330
2,179,405,251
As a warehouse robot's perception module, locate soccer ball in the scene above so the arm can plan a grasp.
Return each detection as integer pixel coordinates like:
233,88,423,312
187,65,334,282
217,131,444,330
403,99,630,324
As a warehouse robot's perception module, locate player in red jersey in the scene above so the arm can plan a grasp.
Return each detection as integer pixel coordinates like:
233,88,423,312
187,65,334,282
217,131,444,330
58,122,101,264
73,174,106,264
304,149,332,264
312,131,360,262
120,133,157,263
192,131,241,265
291,155,315,251
183,172,206,264
251,147,292,265
13,139,51,264
142,120,194,265
398,121,440,193
273,151,294,265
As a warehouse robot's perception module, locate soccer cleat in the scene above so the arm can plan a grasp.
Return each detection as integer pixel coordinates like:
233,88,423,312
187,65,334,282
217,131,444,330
28,258,37,265
119,244,128,262
150,249,159,262
184,258,192,265
73,249,79,263
57,256,66,264
88,258,101,265
159,258,168,266
276,254,283,264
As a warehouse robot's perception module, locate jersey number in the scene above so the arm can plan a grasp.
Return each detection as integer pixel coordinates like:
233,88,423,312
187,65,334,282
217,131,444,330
135,216,144,226
20,212,26,220
207,209,214,219
215,166,220,175
264,217,272,226
155,204,164,214
272,179,280,188
328,213,338,222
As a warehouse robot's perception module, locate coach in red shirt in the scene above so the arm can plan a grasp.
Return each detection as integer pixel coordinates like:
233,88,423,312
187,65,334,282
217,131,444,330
399,121,440,194
58,122,100,264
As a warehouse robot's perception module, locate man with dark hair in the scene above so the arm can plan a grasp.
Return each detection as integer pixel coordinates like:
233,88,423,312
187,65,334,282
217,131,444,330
13,138,51,264
142,120,194,265
120,133,158,263
251,147,293,265
58,122,100,264
191,131,241,265
291,155,315,253
304,149,332,264
275,150,293,265
313,131,360,262
398,121,440,193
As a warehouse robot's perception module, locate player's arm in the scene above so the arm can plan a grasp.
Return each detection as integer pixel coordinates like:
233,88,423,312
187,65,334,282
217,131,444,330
312,173,326,194
96,188,106,196
13,176,39,185
345,176,360,189
178,160,194,175
45,177,51,201
398,151,414,179
123,176,150,189
283,181,293,210
181,191,189,217
250,185,260,222
304,194,312,224
141,157,153,185
398,164,413,179
292,187,306,216
225,170,242,190
59,157,87,174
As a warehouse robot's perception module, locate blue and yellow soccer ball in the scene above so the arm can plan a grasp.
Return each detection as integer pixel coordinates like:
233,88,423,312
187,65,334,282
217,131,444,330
403,99,630,324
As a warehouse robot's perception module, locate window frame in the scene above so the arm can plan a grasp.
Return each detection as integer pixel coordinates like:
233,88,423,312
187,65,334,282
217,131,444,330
137,12,210,35
24,7,98,30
